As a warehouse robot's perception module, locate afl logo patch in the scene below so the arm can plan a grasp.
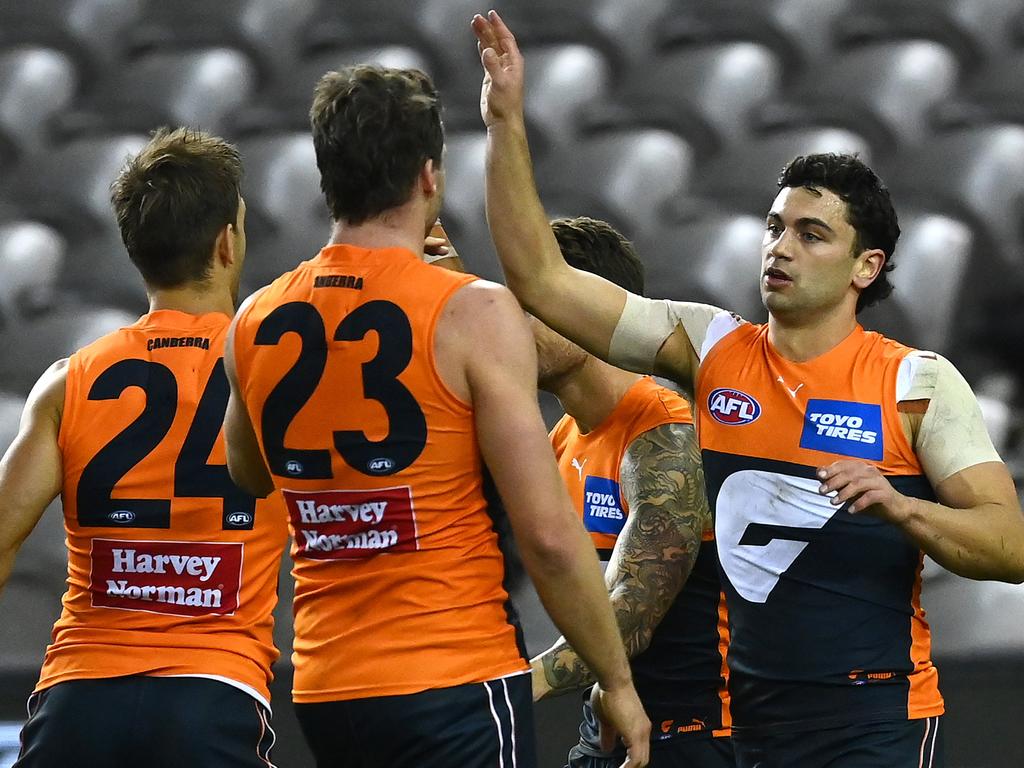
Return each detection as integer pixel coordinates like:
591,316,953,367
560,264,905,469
108,510,136,524
708,388,762,425
366,457,396,474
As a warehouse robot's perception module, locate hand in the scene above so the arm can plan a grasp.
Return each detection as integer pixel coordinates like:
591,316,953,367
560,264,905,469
471,10,525,128
590,683,650,768
816,460,910,523
424,219,466,271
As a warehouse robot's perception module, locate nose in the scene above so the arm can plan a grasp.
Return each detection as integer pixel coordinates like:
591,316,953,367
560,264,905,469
766,228,794,262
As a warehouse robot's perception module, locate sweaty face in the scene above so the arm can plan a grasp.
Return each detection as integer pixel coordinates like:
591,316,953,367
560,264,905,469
530,315,588,391
760,186,866,321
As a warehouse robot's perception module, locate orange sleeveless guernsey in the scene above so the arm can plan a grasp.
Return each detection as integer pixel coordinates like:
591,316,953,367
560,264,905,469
44,310,288,705
550,377,731,738
696,319,943,734
231,244,529,704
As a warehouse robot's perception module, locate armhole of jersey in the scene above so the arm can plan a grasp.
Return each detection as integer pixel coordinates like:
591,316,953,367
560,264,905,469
427,273,478,413
230,288,268,393
699,312,743,361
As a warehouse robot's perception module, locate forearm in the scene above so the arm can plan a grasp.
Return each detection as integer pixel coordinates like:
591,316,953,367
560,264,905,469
533,581,664,698
898,496,1024,582
484,121,564,307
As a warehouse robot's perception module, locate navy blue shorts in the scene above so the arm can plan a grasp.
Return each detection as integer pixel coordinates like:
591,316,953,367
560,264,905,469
16,676,275,768
294,673,537,768
567,696,735,768
732,716,944,768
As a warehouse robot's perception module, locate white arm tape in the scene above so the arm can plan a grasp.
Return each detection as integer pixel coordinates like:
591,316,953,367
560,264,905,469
607,294,727,373
908,353,1003,483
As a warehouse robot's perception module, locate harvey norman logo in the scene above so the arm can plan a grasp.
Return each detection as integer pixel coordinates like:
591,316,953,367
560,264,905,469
707,387,761,425
283,486,418,560
799,399,884,460
90,539,243,617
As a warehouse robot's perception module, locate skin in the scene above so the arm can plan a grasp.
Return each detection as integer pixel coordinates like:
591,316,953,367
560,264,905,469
222,130,650,766
0,194,247,596
472,9,1024,586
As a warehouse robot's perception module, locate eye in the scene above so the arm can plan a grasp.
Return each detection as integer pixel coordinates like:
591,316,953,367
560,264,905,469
765,222,782,236
801,232,821,242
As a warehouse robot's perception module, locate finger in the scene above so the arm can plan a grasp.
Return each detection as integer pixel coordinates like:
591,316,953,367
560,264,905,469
480,45,503,78
471,14,499,52
488,10,521,58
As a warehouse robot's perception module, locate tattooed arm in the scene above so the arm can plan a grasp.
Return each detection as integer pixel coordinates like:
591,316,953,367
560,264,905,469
532,421,709,699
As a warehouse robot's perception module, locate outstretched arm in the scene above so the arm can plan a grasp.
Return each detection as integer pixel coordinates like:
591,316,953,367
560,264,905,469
473,11,697,392
533,421,709,698
0,360,66,595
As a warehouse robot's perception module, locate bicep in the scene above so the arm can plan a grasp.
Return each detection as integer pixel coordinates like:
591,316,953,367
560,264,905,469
223,314,273,497
0,364,66,548
934,461,1020,514
609,422,709,599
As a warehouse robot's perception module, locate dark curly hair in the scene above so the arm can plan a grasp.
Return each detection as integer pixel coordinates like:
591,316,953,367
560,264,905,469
310,65,444,225
778,153,900,312
551,216,645,296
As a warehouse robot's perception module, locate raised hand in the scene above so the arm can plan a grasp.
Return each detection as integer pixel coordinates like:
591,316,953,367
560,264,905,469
471,10,525,128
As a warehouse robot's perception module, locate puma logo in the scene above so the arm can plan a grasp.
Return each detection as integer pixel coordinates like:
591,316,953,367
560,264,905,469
571,457,588,481
777,376,804,398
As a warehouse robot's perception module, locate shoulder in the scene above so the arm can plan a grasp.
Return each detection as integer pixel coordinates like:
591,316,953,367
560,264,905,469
441,280,527,344
26,357,69,423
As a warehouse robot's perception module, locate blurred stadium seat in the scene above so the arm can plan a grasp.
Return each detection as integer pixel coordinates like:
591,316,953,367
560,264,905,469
0,304,137,394
127,0,317,78
889,210,973,353
537,129,694,236
698,127,873,210
524,44,610,150
239,132,327,287
934,50,1024,127
755,40,960,149
58,47,258,136
635,210,766,321
589,43,781,154
235,45,434,133
0,0,142,78
8,133,148,239
0,221,65,326
889,125,1024,265
0,46,78,160
0,390,24,454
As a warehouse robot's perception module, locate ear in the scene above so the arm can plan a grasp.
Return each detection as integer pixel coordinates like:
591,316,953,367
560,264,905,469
420,158,439,195
213,221,236,269
852,248,886,290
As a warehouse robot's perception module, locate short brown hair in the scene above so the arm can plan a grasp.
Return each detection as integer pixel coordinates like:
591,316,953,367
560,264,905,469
111,127,241,289
310,66,444,225
551,217,645,296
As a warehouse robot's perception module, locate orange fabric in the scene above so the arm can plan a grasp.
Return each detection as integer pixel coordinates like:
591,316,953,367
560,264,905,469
712,591,732,737
908,553,941,718
44,310,288,703
549,377,694,550
697,322,943,720
232,244,528,703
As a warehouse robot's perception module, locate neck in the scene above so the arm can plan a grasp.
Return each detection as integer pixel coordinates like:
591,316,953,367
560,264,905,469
767,302,859,362
328,205,427,257
547,357,642,434
148,283,235,317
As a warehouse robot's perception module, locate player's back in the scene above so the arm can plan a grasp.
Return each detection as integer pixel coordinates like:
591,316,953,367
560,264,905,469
231,244,529,703
46,309,288,706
